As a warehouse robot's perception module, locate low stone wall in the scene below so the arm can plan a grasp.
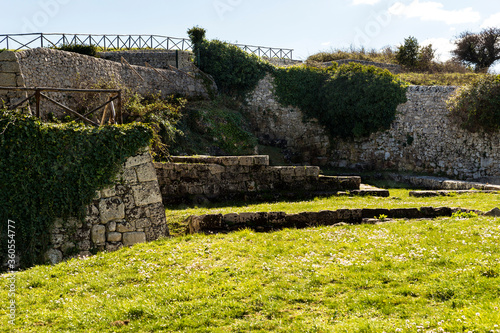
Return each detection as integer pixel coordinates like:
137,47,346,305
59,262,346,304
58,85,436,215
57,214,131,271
98,50,194,71
246,76,500,180
155,155,361,204
186,206,480,234
387,174,500,191
46,150,169,264
0,49,212,118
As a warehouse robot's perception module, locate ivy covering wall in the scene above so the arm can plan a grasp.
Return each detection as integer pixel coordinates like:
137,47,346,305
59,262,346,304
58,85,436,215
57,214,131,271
0,111,153,267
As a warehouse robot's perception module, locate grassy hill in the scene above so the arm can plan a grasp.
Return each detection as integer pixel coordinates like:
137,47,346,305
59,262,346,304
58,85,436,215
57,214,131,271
2,190,500,332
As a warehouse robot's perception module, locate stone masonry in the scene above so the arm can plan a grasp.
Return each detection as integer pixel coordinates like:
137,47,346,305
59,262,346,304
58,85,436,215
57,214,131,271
98,50,194,71
46,149,168,265
0,51,29,109
155,155,361,204
245,76,500,181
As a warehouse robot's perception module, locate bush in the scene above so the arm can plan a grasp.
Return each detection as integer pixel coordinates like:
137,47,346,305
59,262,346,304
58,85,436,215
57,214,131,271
0,111,152,267
272,63,407,139
322,63,408,138
56,44,98,57
196,39,271,97
447,75,500,132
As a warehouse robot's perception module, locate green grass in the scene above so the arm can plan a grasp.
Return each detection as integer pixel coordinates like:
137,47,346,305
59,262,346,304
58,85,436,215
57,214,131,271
397,72,483,86
2,215,500,332
165,189,499,236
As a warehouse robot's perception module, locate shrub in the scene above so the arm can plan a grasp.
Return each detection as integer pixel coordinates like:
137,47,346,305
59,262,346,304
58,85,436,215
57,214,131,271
56,44,98,57
196,39,271,97
447,75,500,132
322,63,408,138
0,110,152,267
396,36,420,69
273,63,407,139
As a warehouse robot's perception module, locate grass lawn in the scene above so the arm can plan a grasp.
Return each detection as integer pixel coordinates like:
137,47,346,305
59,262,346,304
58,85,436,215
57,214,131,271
165,189,500,236
2,189,500,332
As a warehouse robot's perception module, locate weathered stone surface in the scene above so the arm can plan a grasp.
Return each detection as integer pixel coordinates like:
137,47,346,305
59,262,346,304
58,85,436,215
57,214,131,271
131,182,162,206
135,162,158,182
0,73,17,86
484,207,500,217
99,197,125,224
107,221,117,232
107,232,122,242
123,232,146,246
91,225,106,245
0,61,20,73
61,242,76,255
135,218,152,229
101,186,117,198
45,249,63,265
116,221,136,233
0,51,18,61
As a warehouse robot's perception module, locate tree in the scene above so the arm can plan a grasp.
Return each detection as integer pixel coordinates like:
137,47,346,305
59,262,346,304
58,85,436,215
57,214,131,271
453,28,500,72
396,36,420,68
395,36,435,71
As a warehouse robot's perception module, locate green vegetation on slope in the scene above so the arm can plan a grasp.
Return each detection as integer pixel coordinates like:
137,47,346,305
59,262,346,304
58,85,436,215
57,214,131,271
2,215,500,332
171,98,258,156
0,110,153,267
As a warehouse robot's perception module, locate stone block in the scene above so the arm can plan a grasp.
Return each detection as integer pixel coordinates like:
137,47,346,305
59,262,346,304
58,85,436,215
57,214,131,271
135,218,152,229
253,155,270,166
99,197,125,224
91,225,106,245
106,243,123,252
0,73,17,86
45,249,63,265
135,162,158,182
123,232,146,246
0,51,18,61
124,152,151,168
223,213,240,224
0,61,20,73
484,207,500,217
238,156,254,166
116,220,136,233
107,232,122,242
305,167,320,177
61,242,76,255
131,181,163,206
107,221,117,232
101,185,117,198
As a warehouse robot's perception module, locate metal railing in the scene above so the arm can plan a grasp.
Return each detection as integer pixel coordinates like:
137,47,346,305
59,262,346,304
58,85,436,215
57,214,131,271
0,33,294,59
0,86,122,126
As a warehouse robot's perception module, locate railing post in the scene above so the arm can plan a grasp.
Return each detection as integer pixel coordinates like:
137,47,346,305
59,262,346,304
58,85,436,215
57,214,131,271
40,33,43,48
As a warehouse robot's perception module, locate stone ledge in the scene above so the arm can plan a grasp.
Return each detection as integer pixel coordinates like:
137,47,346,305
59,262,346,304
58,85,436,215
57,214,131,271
186,207,482,234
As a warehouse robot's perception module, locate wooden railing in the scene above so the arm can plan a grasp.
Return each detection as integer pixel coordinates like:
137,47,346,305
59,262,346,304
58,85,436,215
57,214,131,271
0,87,122,126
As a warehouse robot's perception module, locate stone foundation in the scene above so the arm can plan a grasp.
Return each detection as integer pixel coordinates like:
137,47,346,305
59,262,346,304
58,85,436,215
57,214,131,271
155,155,361,204
46,149,169,264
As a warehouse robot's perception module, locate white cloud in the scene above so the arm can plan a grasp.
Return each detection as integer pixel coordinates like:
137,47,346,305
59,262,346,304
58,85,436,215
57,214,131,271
422,38,455,61
321,41,332,46
481,12,500,29
389,0,481,25
352,0,381,5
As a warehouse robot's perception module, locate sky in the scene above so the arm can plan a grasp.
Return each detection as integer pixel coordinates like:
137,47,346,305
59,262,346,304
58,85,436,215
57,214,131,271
2,0,500,70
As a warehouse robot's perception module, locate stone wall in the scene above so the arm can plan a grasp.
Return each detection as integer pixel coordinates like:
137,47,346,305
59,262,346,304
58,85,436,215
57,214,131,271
0,49,212,118
0,51,28,109
245,76,500,181
155,155,361,204
46,149,169,265
98,50,194,71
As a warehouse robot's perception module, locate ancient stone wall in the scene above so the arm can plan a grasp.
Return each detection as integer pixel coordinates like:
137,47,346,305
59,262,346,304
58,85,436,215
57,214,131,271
245,76,500,181
1,49,212,119
155,155,361,204
98,50,194,71
46,149,168,264
0,52,28,109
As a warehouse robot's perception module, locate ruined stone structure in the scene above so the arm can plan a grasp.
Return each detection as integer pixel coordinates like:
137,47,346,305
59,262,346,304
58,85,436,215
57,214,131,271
46,150,168,264
98,50,194,71
0,49,212,119
246,76,500,181
155,155,362,204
